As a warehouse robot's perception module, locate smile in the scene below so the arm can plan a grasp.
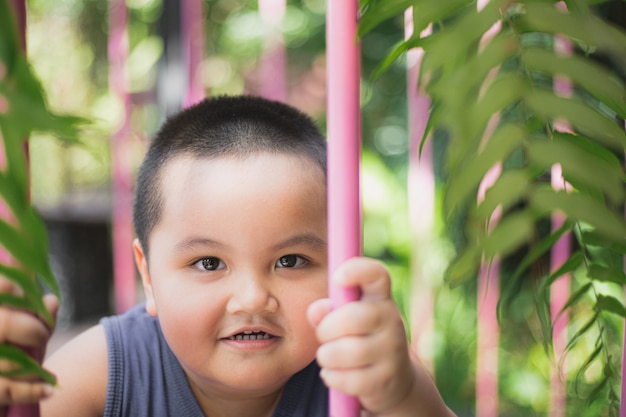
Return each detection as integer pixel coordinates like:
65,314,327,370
228,330,274,341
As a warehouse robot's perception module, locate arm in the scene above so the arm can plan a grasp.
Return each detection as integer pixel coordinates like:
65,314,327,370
41,324,108,417
307,257,455,417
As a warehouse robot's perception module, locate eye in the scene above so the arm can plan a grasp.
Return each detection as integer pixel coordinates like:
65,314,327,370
193,257,225,271
276,255,307,268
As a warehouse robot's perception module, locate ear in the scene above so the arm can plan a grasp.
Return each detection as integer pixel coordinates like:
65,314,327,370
133,239,158,317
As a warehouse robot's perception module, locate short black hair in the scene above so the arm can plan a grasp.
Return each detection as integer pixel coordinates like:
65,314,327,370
133,95,327,258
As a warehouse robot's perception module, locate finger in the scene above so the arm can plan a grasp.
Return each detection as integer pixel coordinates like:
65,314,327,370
319,366,377,398
0,378,54,405
306,298,332,328
0,308,50,347
0,279,21,297
42,294,59,325
317,335,378,369
316,300,400,343
333,258,391,302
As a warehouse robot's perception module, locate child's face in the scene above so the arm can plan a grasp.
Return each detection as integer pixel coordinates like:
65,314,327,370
135,153,328,399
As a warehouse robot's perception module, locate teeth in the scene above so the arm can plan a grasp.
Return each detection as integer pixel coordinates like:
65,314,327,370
229,332,271,341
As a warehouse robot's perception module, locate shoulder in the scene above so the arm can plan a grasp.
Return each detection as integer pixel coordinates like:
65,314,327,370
42,323,108,417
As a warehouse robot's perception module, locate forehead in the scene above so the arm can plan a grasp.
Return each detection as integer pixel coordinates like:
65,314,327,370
150,153,327,250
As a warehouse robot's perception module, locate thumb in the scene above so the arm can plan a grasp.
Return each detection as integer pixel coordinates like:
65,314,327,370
333,257,391,303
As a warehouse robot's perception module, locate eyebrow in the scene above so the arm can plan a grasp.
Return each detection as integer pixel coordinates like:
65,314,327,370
173,233,326,253
272,234,326,252
173,237,224,253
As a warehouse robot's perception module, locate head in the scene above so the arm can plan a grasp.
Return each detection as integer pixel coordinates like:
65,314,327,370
132,95,329,401
133,95,327,260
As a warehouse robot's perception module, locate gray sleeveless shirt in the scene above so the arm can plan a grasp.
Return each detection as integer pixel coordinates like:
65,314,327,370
101,304,328,417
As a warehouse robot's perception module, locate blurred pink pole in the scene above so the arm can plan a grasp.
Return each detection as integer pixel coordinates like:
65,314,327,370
405,8,435,374
109,0,135,314
549,4,573,416
6,2,40,417
326,0,361,416
181,0,205,107
476,164,502,417
475,2,502,416
259,0,287,102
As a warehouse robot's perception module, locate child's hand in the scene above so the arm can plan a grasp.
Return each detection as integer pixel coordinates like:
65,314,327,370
308,257,454,417
0,279,57,409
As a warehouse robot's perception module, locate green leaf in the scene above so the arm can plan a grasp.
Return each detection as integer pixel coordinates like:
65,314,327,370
0,344,55,384
0,0,20,75
521,47,626,119
580,230,626,254
0,171,27,218
19,208,59,296
412,0,474,37
549,250,584,286
445,123,526,215
420,0,502,78
529,188,626,243
370,38,417,81
473,169,530,221
556,282,591,320
564,311,599,355
526,134,625,205
525,90,626,152
508,220,572,285
518,3,626,58
575,343,604,390
0,218,55,304
595,295,626,318
445,245,481,285
588,264,626,285
481,211,535,260
359,0,411,37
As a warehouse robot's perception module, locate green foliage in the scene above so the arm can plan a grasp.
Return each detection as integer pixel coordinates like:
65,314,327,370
0,0,83,384
361,0,626,414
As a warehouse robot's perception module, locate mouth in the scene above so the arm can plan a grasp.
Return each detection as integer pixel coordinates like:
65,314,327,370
226,330,276,341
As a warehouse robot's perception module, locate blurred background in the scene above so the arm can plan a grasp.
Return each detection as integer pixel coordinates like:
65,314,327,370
22,1,624,416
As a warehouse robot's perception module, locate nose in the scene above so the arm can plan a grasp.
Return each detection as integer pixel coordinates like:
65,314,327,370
225,272,278,315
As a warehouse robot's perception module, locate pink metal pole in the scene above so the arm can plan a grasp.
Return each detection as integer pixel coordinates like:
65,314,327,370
259,0,287,102
476,164,502,417
405,8,435,374
475,2,502,415
549,4,573,416
326,0,361,416
109,0,136,314
181,0,205,107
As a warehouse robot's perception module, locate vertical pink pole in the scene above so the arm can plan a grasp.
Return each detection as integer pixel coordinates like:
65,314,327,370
476,165,502,417
326,0,361,416
109,0,135,314
476,2,502,415
181,0,205,107
405,8,435,374
259,0,287,102
549,5,573,416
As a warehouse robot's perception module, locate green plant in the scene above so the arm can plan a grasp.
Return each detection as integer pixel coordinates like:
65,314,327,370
361,0,626,414
0,0,83,385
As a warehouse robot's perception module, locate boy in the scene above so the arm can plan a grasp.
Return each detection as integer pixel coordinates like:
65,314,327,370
6,96,454,416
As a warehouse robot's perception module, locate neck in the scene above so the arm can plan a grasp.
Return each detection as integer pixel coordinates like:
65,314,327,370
188,380,283,417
